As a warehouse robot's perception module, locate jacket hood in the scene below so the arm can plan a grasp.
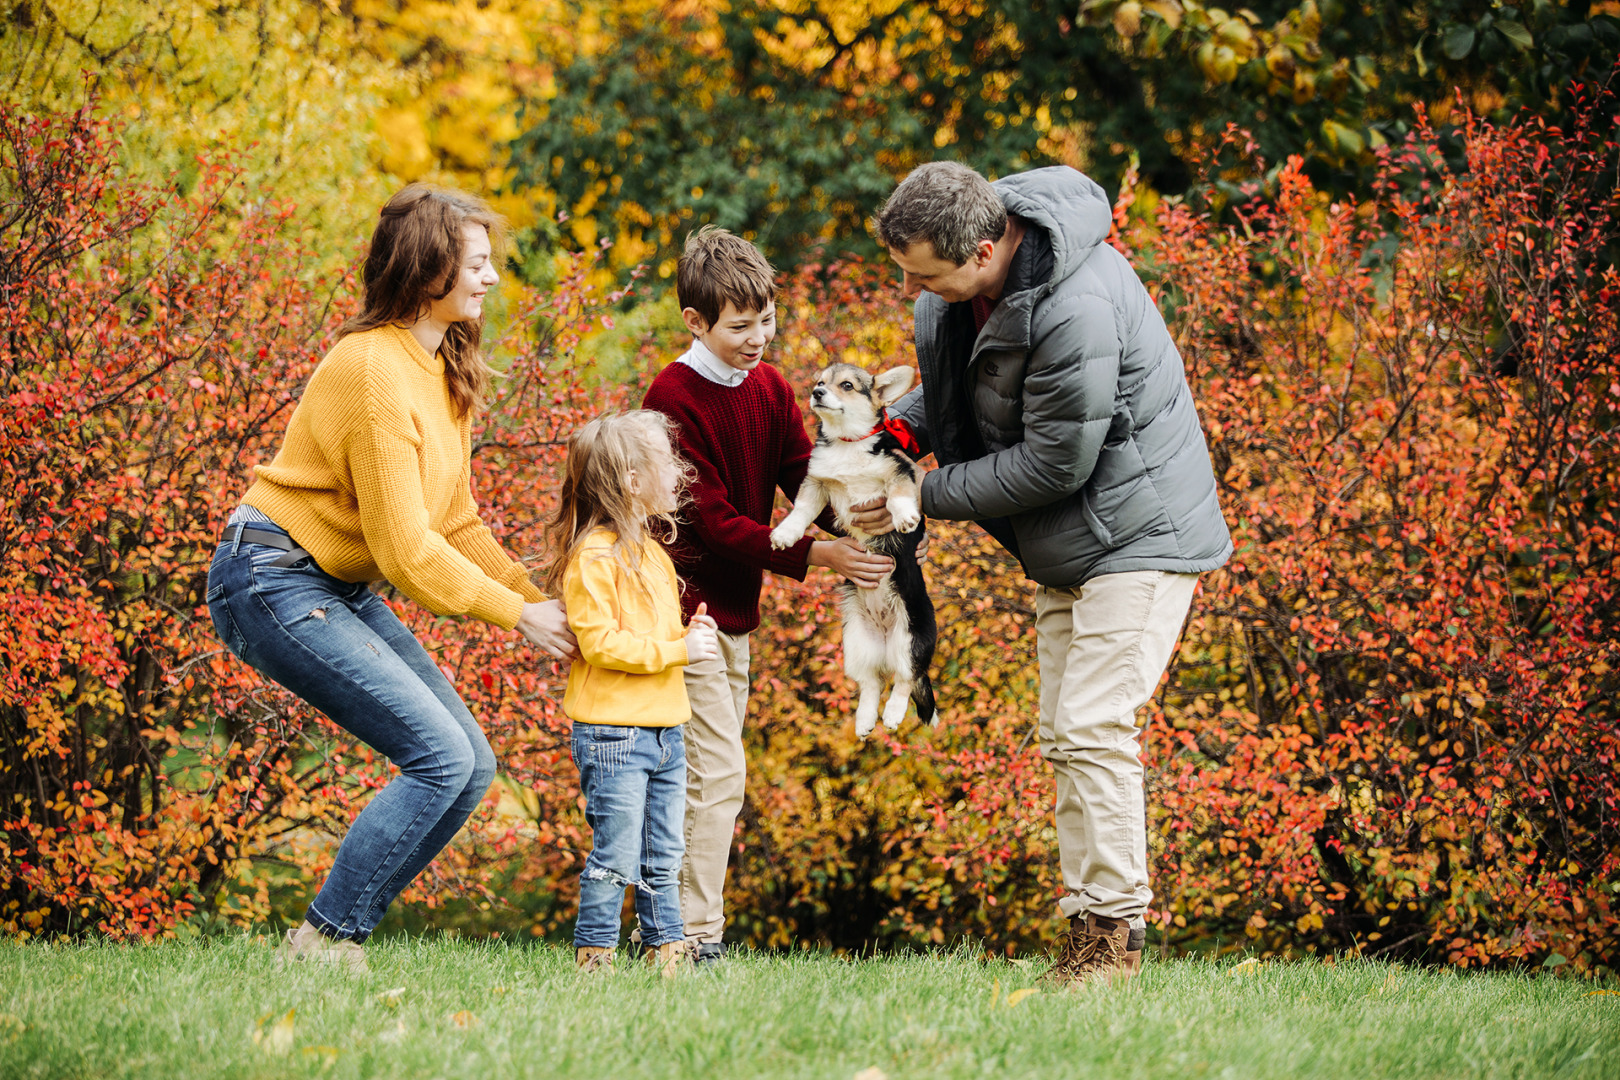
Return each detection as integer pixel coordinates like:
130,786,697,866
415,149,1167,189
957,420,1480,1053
992,167,1113,290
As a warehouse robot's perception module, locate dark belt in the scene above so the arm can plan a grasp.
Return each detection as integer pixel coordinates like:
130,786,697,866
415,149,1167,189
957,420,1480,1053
223,523,312,568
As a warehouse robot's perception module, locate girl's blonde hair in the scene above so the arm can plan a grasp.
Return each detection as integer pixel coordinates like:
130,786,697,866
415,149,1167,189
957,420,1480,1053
544,410,693,599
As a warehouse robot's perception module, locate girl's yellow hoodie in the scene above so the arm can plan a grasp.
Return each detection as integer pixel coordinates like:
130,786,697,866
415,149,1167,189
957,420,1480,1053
561,528,690,727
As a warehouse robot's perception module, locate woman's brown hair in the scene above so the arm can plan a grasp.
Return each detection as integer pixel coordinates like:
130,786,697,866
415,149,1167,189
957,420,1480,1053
338,183,506,418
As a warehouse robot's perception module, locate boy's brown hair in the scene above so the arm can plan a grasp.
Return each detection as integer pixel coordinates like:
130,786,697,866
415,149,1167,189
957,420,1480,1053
677,225,776,328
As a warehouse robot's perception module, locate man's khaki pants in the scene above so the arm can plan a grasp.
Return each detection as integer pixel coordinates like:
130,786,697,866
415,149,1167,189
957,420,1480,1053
679,629,751,944
1036,570,1199,926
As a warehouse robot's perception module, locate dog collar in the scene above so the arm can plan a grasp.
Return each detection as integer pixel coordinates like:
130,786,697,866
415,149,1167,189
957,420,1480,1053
839,411,921,457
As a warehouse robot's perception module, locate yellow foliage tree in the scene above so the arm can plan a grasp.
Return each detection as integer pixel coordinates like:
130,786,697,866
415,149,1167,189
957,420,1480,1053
2,0,583,244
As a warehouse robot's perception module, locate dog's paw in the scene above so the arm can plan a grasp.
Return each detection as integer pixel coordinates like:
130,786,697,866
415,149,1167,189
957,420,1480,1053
881,692,910,730
855,699,880,739
892,510,922,535
769,524,800,550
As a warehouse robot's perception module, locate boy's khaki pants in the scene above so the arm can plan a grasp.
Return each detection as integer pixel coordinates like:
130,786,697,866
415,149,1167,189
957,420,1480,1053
1036,570,1199,926
679,629,751,944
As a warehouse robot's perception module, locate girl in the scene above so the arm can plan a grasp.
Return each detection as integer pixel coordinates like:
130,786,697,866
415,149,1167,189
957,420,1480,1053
207,185,577,974
546,411,718,975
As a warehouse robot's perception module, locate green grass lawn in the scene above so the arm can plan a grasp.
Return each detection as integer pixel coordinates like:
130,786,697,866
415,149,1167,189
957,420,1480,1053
1,937,1616,1079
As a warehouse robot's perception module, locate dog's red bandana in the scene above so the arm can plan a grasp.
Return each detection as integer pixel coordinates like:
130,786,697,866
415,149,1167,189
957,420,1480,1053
840,412,921,457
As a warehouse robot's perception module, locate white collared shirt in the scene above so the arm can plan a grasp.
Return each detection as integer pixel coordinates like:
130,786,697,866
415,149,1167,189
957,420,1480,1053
676,337,749,387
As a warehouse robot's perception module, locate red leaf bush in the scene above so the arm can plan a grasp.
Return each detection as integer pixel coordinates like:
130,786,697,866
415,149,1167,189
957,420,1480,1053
726,91,1620,974
4,91,1615,974
0,102,614,939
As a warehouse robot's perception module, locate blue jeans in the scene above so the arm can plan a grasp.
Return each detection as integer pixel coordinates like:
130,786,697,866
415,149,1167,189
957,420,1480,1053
571,722,686,949
206,522,496,943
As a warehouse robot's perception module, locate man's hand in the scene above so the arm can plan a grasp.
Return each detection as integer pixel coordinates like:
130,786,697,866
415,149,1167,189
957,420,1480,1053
846,496,894,536
810,536,894,589
517,597,580,662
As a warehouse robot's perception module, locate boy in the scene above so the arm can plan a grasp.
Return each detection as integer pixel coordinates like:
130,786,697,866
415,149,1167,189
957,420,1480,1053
642,226,891,964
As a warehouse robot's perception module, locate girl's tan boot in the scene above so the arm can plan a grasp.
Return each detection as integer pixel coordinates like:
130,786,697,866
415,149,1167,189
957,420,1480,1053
575,946,615,974
646,940,692,979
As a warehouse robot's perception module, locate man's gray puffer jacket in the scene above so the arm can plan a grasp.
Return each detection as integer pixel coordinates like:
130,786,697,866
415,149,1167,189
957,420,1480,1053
891,165,1232,588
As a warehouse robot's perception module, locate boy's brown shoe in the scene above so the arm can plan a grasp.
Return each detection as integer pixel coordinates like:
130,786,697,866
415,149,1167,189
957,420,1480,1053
575,946,615,974
1039,914,1144,987
646,940,692,979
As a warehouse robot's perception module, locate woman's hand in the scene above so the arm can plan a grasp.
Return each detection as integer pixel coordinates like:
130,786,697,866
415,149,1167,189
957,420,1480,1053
517,598,580,662
685,601,719,664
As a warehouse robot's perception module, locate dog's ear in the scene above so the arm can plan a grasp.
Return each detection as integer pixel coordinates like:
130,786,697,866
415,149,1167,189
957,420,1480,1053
874,366,915,406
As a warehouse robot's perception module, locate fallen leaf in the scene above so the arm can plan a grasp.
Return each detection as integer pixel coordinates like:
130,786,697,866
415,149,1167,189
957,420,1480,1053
377,987,406,1007
1229,958,1262,978
252,1008,295,1056
0,1013,23,1045
988,977,1002,1007
302,1045,341,1067
450,1010,480,1029
1006,988,1040,1008
853,1069,887,1080
491,985,508,996
1586,989,1619,997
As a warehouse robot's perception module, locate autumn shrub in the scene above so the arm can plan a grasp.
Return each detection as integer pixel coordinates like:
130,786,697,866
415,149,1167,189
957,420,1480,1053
6,90,1616,976
0,101,615,940
719,92,1620,974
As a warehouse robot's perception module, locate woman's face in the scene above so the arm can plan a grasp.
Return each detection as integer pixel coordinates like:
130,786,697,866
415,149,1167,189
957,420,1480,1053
429,224,499,325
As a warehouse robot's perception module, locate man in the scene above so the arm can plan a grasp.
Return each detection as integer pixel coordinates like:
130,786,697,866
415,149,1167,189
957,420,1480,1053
868,161,1231,984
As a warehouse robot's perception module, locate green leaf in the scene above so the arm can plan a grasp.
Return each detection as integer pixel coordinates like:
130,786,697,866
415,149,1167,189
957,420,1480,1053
1543,952,1569,968
1496,21,1533,50
1441,25,1476,60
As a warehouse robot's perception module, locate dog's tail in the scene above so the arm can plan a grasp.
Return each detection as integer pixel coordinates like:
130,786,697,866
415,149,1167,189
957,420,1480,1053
912,671,936,726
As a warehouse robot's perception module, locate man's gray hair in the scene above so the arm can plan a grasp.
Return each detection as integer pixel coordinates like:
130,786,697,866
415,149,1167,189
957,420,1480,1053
873,161,1007,267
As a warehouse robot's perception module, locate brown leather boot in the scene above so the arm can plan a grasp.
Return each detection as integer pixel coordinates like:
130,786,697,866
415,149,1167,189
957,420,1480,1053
646,940,692,979
575,946,615,974
1040,914,1144,987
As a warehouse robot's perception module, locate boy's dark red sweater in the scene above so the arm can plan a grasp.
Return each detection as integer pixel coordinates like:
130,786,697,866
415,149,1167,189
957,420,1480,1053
642,360,818,635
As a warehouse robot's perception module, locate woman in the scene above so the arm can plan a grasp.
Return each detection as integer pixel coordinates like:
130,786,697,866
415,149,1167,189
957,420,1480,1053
207,185,576,973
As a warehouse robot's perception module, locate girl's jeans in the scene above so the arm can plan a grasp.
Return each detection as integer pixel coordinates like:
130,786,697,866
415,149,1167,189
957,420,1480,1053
206,522,496,943
571,722,686,949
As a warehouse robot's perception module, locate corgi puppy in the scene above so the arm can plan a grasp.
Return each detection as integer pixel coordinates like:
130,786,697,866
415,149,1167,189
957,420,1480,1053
770,363,938,739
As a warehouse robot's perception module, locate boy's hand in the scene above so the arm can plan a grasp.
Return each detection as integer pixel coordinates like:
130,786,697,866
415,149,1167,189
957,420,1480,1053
810,536,894,590
685,603,719,663
846,496,894,535
518,598,580,662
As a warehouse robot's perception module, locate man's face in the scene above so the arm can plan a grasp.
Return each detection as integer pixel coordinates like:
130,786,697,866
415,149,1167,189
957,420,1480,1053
888,240,993,303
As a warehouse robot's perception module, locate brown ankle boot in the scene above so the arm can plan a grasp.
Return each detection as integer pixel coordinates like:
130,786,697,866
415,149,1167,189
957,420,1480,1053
1040,914,1143,987
646,940,692,979
575,946,615,974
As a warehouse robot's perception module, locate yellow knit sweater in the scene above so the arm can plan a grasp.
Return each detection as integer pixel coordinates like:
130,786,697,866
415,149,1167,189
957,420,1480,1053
562,529,690,727
242,324,542,630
